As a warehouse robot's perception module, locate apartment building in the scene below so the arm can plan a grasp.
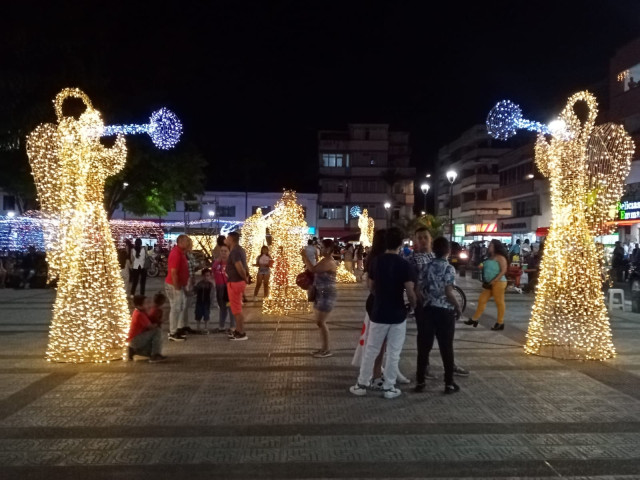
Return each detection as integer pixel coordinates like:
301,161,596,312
317,124,415,238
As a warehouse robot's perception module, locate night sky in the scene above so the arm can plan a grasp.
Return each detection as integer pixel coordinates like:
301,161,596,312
2,1,640,192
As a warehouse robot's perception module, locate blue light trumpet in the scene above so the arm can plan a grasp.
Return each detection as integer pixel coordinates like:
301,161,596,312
102,107,183,150
486,100,555,140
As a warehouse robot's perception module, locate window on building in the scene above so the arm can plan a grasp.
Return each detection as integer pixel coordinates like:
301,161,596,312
322,153,345,167
514,196,540,217
321,205,344,220
184,202,200,212
618,64,640,92
3,195,16,211
476,190,488,201
218,206,236,217
252,206,271,215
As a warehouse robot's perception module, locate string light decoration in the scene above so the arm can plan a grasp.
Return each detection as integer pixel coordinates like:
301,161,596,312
488,91,634,360
350,205,362,218
262,191,312,315
240,207,267,279
336,261,357,283
103,107,182,150
26,88,183,363
358,208,374,247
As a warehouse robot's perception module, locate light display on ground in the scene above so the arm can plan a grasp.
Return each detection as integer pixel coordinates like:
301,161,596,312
357,208,374,247
336,262,357,283
240,208,267,279
487,91,634,360
262,191,312,315
26,88,182,363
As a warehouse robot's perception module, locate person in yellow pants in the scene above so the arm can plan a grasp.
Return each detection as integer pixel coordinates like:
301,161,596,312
464,239,509,330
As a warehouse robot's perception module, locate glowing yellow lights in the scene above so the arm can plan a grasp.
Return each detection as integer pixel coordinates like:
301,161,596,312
617,70,630,82
358,209,374,247
262,191,312,315
525,91,634,360
240,207,267,279
336,262,357,283
27,88,131,363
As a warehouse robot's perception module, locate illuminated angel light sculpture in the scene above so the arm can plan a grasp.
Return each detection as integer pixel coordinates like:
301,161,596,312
358,208,374,247
487,91,634,360
262,191,311,315
240,207,267,279
27,88,182,362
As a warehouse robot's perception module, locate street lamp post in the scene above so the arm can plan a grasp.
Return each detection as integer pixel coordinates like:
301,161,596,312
446,170,458,241
420,182,430,215
208,209,215,231
384,201,391,227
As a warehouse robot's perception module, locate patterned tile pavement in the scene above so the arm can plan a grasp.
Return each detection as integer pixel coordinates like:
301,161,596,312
0,275,639,479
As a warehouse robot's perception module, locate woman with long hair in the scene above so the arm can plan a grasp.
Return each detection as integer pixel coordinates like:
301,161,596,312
301,238,337,358
253,245,272,300
130,238,148,296
465,239,509,330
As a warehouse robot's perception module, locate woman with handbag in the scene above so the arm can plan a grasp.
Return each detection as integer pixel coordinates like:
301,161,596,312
464,239,509,330
301,239,337,358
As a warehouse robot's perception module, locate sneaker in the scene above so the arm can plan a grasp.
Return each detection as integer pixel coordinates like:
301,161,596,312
313,350,333,358
168,333,186,342
383,387,402,399
181,327,197,335
444,383,460,394
148,354,168,363
453,365,470,377
227,330,236,339
230,331,248,341
370,377,384,391
396,371,411,384
349,384,368,396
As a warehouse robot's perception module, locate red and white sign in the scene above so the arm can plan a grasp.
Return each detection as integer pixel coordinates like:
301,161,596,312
466,223,497,234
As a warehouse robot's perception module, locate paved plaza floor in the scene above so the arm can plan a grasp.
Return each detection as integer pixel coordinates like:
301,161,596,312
0,275,640,479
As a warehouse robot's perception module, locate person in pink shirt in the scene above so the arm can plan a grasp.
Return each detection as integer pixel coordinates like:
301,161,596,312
212,244,236,333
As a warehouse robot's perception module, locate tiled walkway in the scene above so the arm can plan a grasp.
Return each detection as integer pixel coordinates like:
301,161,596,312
0,276,639,479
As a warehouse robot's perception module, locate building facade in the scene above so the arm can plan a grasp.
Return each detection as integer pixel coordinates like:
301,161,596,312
112,191,318,234
435,125,512,243
317,124,415,238
610,37,640,244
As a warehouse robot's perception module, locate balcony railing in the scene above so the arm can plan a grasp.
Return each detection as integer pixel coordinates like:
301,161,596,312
460,174,499,188
492,181,535,200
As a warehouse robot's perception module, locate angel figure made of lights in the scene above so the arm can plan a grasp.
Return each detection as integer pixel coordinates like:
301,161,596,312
27,88,182,362
358,209,374,247
487,91,634,360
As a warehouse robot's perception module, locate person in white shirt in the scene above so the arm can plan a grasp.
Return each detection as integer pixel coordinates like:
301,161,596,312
304,239,319,267
130,238,148,297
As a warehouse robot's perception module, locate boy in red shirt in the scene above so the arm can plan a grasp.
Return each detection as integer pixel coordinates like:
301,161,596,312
128,295,167,363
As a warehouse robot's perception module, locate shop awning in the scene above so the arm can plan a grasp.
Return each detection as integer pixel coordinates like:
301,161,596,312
536,227,549,237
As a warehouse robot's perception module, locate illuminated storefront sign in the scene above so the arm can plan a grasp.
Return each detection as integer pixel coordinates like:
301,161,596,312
454,224,465,237
618,200,640,220
466,223,497,234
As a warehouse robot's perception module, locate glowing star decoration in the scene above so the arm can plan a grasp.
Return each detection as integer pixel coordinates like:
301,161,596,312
240,207,267,279
488,91,634,360
350,205,362,218
262,191,312,315
357,208,374,247
103,107,183,150
26,88,183,363
336,262,357,283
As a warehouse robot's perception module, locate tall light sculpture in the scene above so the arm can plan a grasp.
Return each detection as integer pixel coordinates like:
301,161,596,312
446,170,457,240
487,91,634,360
420,182,430,214
357,208,374,247
27,88,182,362
240,207,267,279
262,191,311,315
